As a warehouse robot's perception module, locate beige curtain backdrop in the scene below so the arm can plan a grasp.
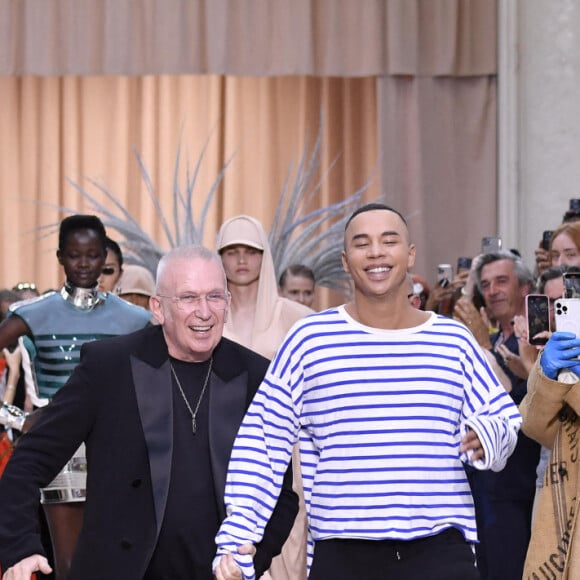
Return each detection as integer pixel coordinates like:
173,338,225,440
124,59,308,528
1,0,496,76
0,0,497,307
379,75,497,279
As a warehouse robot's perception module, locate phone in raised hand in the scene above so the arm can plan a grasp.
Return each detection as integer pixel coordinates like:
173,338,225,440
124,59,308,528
481,236,502,254
437,264,453,288
555,298,580,337
525,294,550,346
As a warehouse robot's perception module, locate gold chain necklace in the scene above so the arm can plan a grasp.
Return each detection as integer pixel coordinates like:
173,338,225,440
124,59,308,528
169,357,213,434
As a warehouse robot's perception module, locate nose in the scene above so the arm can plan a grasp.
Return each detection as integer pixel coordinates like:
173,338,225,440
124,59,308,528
193,296,212,318
367,240,384,257
238,252,247,264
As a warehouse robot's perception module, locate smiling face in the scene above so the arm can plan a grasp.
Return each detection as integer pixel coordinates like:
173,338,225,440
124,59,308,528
342,209,415,302
57,229,107,289
480,259,528,325
150,256,229,362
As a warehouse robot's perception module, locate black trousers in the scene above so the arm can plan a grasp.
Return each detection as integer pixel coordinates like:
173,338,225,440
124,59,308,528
472,498,533,580
309,528,480,580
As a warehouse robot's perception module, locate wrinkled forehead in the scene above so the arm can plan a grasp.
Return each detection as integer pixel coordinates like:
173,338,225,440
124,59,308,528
481,258,515,280
160,257,227,292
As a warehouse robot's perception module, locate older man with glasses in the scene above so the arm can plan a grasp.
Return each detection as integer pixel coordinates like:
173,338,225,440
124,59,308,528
0,245,298,580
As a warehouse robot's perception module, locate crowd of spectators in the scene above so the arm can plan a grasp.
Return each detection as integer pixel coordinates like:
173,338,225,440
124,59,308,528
0,199,578,579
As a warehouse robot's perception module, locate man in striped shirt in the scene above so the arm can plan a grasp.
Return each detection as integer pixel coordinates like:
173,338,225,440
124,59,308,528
214,203,521,580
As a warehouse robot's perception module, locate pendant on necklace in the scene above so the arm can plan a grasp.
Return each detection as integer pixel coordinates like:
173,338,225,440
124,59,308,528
192,418,197,434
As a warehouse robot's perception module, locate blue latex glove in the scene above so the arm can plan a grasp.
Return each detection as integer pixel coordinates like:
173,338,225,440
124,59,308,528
541,332,580,379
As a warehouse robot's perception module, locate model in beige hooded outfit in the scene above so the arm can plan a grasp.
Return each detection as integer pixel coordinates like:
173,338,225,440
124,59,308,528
216,215,312,580
520,359,580,579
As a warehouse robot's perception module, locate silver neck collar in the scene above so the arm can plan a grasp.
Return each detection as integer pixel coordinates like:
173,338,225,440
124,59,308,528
60,282,102,311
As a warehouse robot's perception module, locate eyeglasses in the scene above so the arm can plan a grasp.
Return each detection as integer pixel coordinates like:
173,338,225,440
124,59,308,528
157,292,230,311
101,267,117,276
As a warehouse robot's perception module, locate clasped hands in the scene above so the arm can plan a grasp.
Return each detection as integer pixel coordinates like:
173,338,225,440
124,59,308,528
214,543,256,580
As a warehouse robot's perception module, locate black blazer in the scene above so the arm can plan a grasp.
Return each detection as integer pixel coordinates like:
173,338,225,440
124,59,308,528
0,325,298,578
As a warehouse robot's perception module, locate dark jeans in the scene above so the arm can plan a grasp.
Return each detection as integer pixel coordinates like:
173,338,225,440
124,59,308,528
309,528,480,580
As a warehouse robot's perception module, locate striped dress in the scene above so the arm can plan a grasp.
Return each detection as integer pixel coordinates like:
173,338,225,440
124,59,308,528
215,307,522,579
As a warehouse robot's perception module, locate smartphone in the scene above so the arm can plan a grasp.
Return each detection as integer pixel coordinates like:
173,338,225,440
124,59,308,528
564,271,580,299
555,298,580,337
481,236,502,254
526,294,550,346
437,264,453,288
457,257,473,272
541,230,554,251
570,199,580,212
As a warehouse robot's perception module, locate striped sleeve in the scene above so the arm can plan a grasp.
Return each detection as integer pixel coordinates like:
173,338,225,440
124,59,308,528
213,336,302,579
456,327,521,472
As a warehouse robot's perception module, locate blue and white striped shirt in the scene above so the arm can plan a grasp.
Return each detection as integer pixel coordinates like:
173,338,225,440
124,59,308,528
215,307,521,579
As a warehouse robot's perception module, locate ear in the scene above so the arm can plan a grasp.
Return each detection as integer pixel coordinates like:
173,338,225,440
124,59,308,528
222,292,231,324
407,244,416,270
56,249,64,266
149,296,165,325
341,250,350,274
520,282,532,299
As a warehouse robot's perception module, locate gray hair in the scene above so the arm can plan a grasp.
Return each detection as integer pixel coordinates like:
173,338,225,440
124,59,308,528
156,245,227,292
474,250,534,293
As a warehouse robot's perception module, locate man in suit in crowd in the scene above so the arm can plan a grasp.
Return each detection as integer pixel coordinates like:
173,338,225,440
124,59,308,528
0,245,297,579
454,249,539,580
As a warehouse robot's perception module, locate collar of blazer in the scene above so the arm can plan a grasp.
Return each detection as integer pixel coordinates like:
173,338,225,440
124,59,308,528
131,326,262,533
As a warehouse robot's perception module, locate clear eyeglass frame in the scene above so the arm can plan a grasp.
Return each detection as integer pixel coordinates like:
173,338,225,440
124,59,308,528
157,292,230,311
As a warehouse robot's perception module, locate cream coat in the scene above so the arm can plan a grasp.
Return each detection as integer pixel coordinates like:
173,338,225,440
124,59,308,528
520,359,580,579
216,215,312,580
